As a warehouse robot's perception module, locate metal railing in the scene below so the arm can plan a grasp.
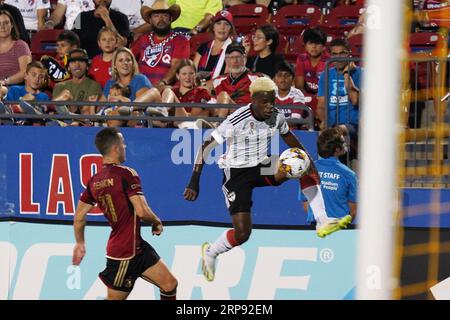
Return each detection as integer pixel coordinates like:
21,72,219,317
0,100,316,130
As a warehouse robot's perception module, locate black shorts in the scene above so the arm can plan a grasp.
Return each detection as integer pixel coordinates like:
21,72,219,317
99,240,160,292
222,163,276,215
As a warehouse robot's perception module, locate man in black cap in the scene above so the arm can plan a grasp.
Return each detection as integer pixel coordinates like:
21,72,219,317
212,41,262,118
52,48,102,117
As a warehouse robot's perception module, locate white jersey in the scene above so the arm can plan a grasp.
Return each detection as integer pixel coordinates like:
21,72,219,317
275,86,305,119
6,0,51,31
211,104,289,169
111,0,145,30
57,0,94,30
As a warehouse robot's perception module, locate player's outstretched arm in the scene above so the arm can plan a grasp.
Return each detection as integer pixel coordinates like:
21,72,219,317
130,195,163,236
184,137,219,201
73,200,93,266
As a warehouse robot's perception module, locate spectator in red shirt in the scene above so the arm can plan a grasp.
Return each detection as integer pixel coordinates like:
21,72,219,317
163,59,214,128
88,26,119,88
294,27,329,95
132,0,190,91
212,42,261,118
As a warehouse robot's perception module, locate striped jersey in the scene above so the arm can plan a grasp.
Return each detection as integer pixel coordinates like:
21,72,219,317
211,104,289,169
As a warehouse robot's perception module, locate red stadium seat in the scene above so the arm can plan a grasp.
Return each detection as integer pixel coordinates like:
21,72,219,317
321,5,365,37
189,32,214,59
277,34,288,55
409,32,439,54
347,33,363,57
227,4,270,35
303,93,318,115
285,35,305,64
271,4,322,37
30,29,64,60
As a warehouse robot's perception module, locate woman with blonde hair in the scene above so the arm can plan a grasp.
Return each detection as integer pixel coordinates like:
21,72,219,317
100,47,165,126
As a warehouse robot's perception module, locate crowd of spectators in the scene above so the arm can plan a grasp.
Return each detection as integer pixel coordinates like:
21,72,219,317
0,0,447,151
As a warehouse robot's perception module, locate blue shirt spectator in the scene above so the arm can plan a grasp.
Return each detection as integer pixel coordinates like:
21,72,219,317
318,66,361,127
5,85,49,101
299,127,358,223
103,74,152,101
300,156,357,223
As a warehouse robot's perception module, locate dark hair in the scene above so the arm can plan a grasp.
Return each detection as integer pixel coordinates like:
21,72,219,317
329,38,350,51
302,27,327,46
273,59,295,78
0,10,20,40
110,83,131,98
57,30,80,47
317,128,345,158
257,24,279,53
176,59,196,74
26,60,46,73
95,127,121,156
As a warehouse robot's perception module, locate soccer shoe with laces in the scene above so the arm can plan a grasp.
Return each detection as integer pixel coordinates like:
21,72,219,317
201,242,217,282
316,215,352,238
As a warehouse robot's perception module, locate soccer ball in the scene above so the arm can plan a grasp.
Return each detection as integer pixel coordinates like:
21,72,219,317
278,148,311,178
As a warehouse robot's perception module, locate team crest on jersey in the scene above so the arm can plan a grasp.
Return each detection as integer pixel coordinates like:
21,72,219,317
82,0,90,8
227,191,236,203
143,45,164,67
28,0,35,5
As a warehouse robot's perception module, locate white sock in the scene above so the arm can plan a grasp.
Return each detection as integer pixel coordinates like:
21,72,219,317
302,185,329,225
208,229,234,257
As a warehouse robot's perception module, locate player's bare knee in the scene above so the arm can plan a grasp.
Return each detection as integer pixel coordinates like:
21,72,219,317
161,277,178,294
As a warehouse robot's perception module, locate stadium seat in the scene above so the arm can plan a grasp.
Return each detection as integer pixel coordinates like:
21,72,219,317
30,29,64,60
271,4,322,37
304,93,318,115
285,35,305,64
189,32,214,59
321,5,365,37
277,34,288,55
409,32,439,54
348,33,363,57
227,4,270,35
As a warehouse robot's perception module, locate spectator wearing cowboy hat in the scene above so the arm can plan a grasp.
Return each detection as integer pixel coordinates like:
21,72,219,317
131,0,190,92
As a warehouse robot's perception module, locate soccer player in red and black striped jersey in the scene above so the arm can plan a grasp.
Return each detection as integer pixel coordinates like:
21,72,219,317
72,127,177,300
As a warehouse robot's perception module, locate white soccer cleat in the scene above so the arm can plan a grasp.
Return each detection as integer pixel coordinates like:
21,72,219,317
201,242,217,282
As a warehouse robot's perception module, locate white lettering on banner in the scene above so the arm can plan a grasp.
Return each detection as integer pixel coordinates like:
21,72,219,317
127,278,157,300
83,278,107,300
171,245,244,299
13,243,73,299
66,265,81,290
3,241,344,299
248,247,317,299
0,242,17,300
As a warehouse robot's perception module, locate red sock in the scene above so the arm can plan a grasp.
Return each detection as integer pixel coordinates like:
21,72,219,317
226,229,240,247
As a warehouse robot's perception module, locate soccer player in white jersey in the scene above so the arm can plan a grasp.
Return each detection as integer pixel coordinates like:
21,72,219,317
184,77,352,282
